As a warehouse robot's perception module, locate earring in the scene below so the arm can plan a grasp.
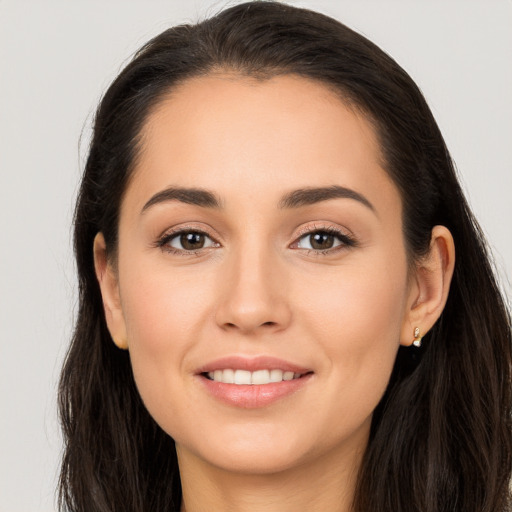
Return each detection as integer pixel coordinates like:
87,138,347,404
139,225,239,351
412,327,422,347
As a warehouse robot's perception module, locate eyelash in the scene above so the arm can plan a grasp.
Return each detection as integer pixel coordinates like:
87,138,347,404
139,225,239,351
156,224,357,257
156,225,219,256
292,225,357,255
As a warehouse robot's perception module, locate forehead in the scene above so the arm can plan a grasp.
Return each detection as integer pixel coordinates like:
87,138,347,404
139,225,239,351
126,73,399,216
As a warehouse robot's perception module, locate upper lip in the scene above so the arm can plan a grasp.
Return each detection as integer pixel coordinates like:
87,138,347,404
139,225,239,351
196,356,312,375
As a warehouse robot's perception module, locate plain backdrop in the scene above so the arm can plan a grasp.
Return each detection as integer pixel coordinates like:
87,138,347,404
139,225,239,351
1,1,510,510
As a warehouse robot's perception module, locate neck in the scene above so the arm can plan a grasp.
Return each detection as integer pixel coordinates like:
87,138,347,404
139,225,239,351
177,437,365,512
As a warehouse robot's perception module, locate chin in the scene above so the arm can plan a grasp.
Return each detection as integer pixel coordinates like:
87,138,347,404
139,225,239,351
197,443,307,475
173,421,313,475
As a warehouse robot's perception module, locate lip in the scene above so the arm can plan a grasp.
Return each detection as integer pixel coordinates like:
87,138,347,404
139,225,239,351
196,355,312,374
196,356,313,409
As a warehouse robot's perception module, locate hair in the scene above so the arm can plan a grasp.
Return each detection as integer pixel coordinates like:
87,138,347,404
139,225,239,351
58,2,512,511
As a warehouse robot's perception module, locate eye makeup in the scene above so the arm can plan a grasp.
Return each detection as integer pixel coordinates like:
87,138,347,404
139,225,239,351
154,221,358,258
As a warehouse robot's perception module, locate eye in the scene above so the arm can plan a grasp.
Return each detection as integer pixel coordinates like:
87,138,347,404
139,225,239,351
293,228,356,253
159,230,219,253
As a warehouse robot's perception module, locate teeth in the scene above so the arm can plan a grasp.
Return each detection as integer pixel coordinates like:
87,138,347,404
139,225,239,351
206,369,304,385
234,369,251,385
269,369,283,383
223,368,235,383
252,369,270,384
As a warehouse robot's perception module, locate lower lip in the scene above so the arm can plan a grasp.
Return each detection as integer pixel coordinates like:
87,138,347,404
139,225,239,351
199,373,313,408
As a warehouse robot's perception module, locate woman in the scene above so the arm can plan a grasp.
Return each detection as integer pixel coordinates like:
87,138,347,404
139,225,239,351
58,2,512,511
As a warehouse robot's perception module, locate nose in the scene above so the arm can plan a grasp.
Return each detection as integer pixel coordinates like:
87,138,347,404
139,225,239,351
214,245,292,335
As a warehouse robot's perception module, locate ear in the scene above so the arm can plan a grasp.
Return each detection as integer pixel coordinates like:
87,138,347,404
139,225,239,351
400,225,455,346
93,232,128,350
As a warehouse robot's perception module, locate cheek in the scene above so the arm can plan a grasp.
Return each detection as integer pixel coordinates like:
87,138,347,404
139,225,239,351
118,259,215,402
295,254,408,419
118,265,213,440
121,259,211,348
300,255,408,345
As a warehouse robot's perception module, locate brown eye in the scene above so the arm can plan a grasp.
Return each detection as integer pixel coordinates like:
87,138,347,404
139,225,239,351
180,232,205,250
294,229,355,253
164,230,218,252
309,232,335,250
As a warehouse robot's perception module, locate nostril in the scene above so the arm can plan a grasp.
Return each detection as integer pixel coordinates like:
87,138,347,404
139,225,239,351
220,320,280,333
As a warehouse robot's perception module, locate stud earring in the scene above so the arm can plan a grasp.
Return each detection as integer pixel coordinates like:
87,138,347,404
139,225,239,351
412,327,422,347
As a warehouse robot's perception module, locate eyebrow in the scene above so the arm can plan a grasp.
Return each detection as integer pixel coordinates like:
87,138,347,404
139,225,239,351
141,187,222,213
141,184,375,213
278,185,375,212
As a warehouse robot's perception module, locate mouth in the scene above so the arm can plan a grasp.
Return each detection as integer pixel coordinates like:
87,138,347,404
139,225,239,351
196,356,313,408
203,368,309,385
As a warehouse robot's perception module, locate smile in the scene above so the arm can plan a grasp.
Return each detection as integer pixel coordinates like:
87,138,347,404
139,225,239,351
205,369,304,385
197,357,313,408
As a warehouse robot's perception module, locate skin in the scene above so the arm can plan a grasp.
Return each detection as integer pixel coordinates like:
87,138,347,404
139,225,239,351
94,74,455,512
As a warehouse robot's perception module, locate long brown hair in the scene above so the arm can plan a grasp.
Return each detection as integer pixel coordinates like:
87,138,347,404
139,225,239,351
59,2,512,511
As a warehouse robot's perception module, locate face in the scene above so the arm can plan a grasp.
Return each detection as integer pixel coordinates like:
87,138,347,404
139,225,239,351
101,74,418,475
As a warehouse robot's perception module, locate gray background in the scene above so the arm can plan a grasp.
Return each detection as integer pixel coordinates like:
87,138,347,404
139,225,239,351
1,1,510,510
